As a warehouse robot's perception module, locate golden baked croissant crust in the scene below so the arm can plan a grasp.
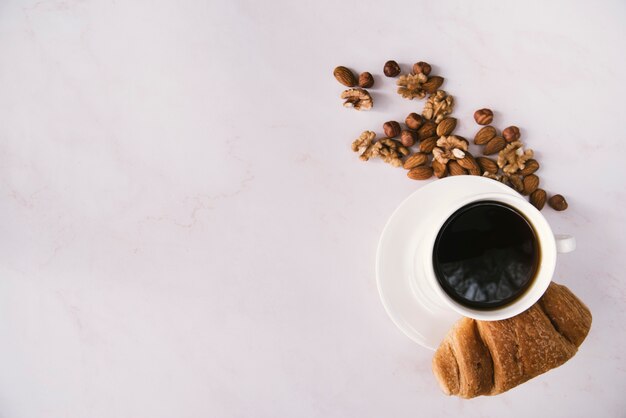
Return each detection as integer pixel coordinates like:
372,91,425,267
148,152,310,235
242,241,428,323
432,282,592,398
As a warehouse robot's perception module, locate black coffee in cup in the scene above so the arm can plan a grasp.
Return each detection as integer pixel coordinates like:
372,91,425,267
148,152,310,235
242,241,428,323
433,201,539,310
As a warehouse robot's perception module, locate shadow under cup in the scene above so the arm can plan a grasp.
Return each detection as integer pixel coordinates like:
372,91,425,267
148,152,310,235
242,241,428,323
432,200,541,311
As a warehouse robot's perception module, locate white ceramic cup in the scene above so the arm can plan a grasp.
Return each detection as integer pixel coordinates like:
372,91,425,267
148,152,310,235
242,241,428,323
414,191,575,321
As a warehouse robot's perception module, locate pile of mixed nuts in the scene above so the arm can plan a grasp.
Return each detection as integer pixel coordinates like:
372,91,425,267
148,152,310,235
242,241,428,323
333,60,568,211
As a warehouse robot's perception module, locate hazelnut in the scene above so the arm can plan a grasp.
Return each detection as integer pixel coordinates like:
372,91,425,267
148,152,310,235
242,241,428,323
548,194,568,211
405,113,424,130
400,130,417,147
474,108,494,125
383,60,401,77
358,72,374,88
503,126,521,143
412,61,432,76
383,121,401,138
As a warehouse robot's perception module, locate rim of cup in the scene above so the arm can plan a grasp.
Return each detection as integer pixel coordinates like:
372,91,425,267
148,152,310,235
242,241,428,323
424,192,556,321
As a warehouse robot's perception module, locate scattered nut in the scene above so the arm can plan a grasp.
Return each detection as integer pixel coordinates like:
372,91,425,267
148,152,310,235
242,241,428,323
342,64,563,208
383,121,402,138
397,73,428,99
474,108,494,125
433,136,468,164
407,165,433,180
417,121,437,140
530,189,547,210
474,126,497,145
468,164,482,176
413,61,432,76
422,76,444,94
420,137,438,153
351,131,377,160
379,138,410,155
437,117,457,137
454,135,470,147
503,126,521,143
448,160,467,176
423,90,454,123
351,132,408,167
476,156,498,174
522,174,540,195
519,159,540,176
341,88,373,110
403,152,428,169
405,113,424,130
497,141,534,174
333,66,356,87
508,174,525,194
483,136,506,155
483,172,507,184
432,159,448,178
400,130,417,147
457,153,481,175
358,72,374,88
384,60,401,77
377,138,410,167
548,194,568,211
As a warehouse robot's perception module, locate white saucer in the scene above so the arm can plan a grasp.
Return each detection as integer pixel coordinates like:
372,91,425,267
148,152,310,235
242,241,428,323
375,176,518,350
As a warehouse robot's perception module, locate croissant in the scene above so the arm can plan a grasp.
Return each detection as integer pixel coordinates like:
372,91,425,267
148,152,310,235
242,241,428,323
432,282,592,398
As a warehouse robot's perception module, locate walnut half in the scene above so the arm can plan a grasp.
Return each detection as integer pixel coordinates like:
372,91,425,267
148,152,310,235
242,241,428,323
497,141,534,174
422,90,454,123
432,135,468,165
396,73,428,100
341,88,373,110
351,131,409,167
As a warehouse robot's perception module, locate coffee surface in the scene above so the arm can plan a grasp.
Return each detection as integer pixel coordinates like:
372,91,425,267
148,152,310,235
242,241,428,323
433,201,539,309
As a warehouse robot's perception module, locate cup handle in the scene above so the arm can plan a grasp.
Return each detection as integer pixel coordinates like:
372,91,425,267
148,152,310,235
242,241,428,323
555,234,576,253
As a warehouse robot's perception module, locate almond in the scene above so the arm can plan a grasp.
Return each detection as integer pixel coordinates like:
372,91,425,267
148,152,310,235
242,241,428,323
436,117,457,137
403,152,429,170
530,189,547,210
474,126,497,145
476,156,498,174
417,121,437,140
432,159,448,178
519,159,540,176
422,76,444,94
509,175,524,193
457,153,480,173
407,165,433,180
419,136,437,153
483,136,506,155
333,66,356,87
548,194,568,211
468,166,481,176
522,174,539,195
448,160,467,176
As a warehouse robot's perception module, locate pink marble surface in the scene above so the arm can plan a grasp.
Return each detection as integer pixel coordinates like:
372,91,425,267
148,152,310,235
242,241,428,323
0,0,624,417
